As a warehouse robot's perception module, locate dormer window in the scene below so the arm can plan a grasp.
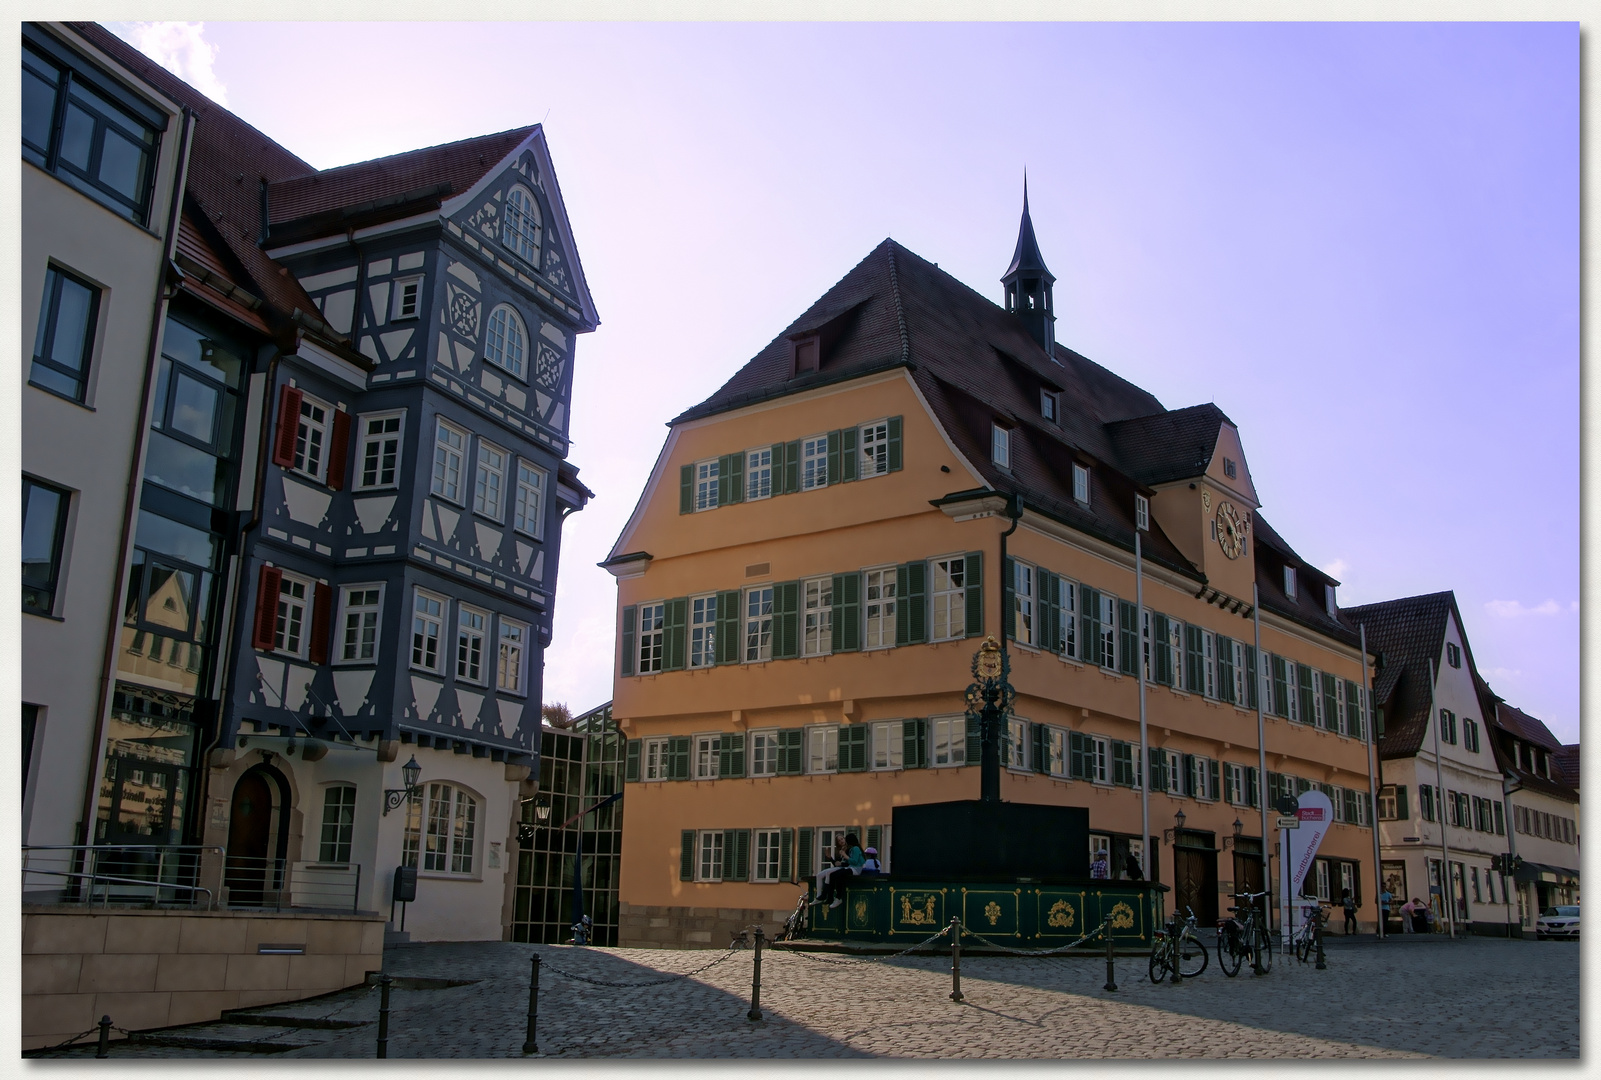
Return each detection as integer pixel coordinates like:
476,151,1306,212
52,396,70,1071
1135,493,1149,531
1072,462,1090,505
502,185,543,267
1446,643,1461,669
1324,583,1337,615
391,275,423,321
1283,565,1297,600
1040,390,1058,422
792,335,819,376
1223,457,1237,480
991,423,1011,469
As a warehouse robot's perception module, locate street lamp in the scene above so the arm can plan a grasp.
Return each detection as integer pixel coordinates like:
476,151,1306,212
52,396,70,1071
1164,809,1187,844
383,756,422,816
1224,817,1244,850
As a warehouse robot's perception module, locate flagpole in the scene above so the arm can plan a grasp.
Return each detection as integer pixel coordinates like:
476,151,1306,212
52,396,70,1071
1136,528,1150,883
1360,623,1384,939
1428,657,1456,938
1253,584,1270,933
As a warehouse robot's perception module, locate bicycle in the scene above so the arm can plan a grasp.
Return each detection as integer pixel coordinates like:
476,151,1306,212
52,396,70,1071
1148,906,1209,983
779,890,809,941
1216,890,1273,977
1290,899,1330,964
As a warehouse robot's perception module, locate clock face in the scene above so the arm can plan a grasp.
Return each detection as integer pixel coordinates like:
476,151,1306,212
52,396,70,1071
1216,501,1247,560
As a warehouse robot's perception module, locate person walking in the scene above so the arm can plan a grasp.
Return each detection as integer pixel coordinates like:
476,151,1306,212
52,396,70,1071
1398,897,1418,933
1341,889,1358,935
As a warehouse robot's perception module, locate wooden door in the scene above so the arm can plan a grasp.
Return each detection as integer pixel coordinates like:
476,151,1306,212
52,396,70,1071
1174,846,1219,925
225,771,273,905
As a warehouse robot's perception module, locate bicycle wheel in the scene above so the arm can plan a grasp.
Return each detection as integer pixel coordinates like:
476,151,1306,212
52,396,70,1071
1148,936,1171,984
1177,933,1209,978
1252,927,1273,973
1217,930,1243,977
1296,929,1314,964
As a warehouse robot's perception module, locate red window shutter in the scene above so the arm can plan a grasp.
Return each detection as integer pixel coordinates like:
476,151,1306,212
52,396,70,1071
326,409,351,490
308,581,333,664
253,565,283,650
272,385,303,468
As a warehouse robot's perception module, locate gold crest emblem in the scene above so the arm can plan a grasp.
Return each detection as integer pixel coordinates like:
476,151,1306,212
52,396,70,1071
984,901,1002,926
1109,902,1135,930
1047,900,1076,928
901,894,938,926
853,897,869,923
975,635,1003,679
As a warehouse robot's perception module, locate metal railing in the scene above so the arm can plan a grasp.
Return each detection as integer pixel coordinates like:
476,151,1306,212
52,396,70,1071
22,844,219,909
224,855,363,913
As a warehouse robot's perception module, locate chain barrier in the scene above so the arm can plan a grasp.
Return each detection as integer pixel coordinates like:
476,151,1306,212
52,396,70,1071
535,943,741,988
767,924,952,966
955,920,1110,957
26,1026,105,1054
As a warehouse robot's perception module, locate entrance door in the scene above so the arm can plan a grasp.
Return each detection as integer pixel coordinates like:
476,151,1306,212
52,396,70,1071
1233,840,1265,917
1174,842,1219,924
225,770,274,906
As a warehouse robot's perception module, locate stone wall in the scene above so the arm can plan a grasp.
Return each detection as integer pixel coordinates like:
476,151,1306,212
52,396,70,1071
617,902,793,949
22,906,385,1050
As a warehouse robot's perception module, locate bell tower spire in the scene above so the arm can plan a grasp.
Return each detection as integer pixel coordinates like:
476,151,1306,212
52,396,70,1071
1001,175,1056,359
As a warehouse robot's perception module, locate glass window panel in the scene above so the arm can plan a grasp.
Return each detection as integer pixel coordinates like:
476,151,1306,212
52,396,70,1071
162,318,243,387
21,62,58,155
135,509,218,569
139,563,197,634
47,276,95,374
169,369,220,443
59,103,94,170
96,125,146,202
143,431,228,505
29,364,81,400
21,483,65,598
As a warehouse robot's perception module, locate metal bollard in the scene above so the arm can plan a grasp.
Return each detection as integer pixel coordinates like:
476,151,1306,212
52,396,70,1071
522,954,541,1054
1103,925,1117,992
1315,921,1327,971
96,1015,111,1058
948,916,964,1003
376,973,392,1058
747,925,765,1022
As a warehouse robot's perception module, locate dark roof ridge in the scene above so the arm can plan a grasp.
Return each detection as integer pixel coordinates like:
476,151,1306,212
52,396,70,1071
1343,589,1457,614
283,124,540,180
885,241,910,363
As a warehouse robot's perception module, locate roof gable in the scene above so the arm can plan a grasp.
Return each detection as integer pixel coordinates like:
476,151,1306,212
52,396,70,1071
1342,591,1457,758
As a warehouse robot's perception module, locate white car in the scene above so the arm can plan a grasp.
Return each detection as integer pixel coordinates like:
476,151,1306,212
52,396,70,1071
1536,905,1579,940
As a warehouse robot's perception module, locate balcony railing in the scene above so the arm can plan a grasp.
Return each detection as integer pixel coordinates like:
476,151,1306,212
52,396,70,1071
23,845,364,914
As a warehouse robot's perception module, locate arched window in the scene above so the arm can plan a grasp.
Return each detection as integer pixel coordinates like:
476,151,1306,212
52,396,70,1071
502,185,542,267
318,783,356,864
484,304,526,379
403,782,479,875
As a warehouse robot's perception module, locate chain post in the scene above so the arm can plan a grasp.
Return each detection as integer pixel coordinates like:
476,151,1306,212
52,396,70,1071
376,973,392,1058
1169,918,1183,985
948,916,964,1003
522,954,541,1053
96,1016,111,1058
1315,914,1327,970
1102,923,1117,992
747,925,765,1021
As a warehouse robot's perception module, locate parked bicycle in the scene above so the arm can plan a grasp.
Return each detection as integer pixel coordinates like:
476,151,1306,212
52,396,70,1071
1216,890,1273,976
1290,898,1330,964
780,890,809,941
1149,906,1209,983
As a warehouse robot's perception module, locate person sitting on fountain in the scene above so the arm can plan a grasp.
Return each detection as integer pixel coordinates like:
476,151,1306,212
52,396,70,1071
817,833,866,909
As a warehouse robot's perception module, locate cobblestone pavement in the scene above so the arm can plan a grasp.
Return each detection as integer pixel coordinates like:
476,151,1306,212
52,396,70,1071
33,935,1578,1059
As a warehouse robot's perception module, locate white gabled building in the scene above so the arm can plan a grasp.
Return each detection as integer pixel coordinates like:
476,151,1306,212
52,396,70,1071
1486,699,1579,929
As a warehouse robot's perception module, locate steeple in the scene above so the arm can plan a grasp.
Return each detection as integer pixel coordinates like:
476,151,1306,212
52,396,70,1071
1001,176,1056,359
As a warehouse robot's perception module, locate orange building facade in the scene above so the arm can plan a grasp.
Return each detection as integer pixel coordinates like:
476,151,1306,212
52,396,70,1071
604,209,1379,948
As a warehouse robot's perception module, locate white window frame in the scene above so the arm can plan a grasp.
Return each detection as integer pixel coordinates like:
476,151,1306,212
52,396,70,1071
642,737,670,781
274,572,313,658
513,461,546,539
473,440,507,521
753,829,783,883
431,418,468,503
1310,668,1325,728
484,304,528,380
863,565,897,650
410,588,445,673
696,830,724,882
1048,727,1069,779
1099,593,1118,672
1225,763,1245,806
292,393,333,483
335,583,384,665
637,601,665,674
1012,559,1035,647
807,724,839,774
1314,860,1330,902
1334,678,1347,735
859,418,891,478
930,555,966,642
694,458,720,511
931,716,966,768
419,782,478,876
992,423,1011,469
749,729,779,777
801,434,828,490
1232,641,1249,706
689,593,717,669
1072,462,1090,505
745,446,773,501
1008,717,1032,771
456,604,488,685
1040,389,1058,422
1165,750,1183,797
497,617,528,695
871,719,904,771
1325,583,1338,615
356,410,405,491
391,275,424,321
744,585,774,663
1283,565,1298,599
1087,735,1109,784
1060,578,1079,660
502,185,543,267
801,577,833,657
1202,630,1217,700
318,784,357,865
693,733,719,780
1135,493,1149,531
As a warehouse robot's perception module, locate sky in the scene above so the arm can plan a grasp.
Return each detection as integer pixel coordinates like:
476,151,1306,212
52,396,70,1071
110,20,1580,742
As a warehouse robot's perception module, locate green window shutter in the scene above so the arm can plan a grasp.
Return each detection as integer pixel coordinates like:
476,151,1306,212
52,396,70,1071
770,443,786,495
1297,664,1316,724
620,605,637,677
664,598,688,671
1396,785,1409,820
1081,585,1099,666
1032,722,1047,774
1002,556,1017,641
1345,680,1363,739
1216,635,1235,703
903,717,926,769
774,581,800,659
1182,753,1197,797
839,726,867,772
1036,572,1057,654
668,735,691,780
1118,600,1138,675
1321,673,1339,732
1153,614,1171,685
1272,656,1290,718
1069,732,1087,780
832,572,861,652
731,829,751,881
720,732,746,779
728,452,743,504
625,740,641,782
963,552,984,638
1208,759,1220,801
1245,645,1258,708
797,828,814,883
896,564,911,645
1110,741,1128,786
887,416,903,471
866,825,882,853
1246,766,1259,808
826,430,842,485
841,426,858,482
1151,749,1168,792
680,465,694,514
777,729,804,775
716,455,732,505
783,440,801,494
1492,799,1503,835
896,561,927,645
715,590,741,664
781,828,795,882
1184,624,1203,692
680,830,696,880
965,715,982,765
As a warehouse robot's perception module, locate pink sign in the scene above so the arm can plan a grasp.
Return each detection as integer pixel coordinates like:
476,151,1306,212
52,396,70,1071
1287,790,1333,896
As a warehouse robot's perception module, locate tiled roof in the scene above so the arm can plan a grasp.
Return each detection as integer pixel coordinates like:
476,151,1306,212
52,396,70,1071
1341,591,1456,759
266,126,537,235
1554,744,1580,789
1106,405,1231,487
1494,700,1564,751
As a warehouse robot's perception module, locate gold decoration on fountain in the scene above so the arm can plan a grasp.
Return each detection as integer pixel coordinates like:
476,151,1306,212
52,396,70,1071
975,635,1003,680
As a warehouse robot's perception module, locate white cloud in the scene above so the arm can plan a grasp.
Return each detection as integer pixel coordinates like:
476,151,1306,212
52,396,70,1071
1484,666,1524,681
1484,599,1564,618
1323,558,1348,581
108,22,227,107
